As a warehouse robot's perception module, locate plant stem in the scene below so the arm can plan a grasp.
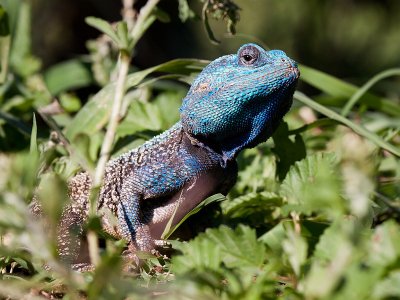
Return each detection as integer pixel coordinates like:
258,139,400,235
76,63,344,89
123,0,136,30
88,51,130,266
131,0,160,43
0,36,10,84
93,51,130,193
92,0,161,195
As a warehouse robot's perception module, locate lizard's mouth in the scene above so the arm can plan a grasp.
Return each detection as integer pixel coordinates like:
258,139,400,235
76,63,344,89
285,66,300,81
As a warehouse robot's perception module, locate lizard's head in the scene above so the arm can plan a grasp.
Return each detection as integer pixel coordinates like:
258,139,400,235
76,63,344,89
180,43,299,163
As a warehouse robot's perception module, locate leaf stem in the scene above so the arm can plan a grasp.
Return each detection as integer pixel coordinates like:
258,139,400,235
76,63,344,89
0,36,10,83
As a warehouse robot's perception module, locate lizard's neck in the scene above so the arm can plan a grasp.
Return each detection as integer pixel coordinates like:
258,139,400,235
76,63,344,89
183,102,289,164
183,131,225,166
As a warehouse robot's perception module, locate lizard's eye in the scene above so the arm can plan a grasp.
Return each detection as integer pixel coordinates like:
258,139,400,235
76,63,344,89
239,45,260,66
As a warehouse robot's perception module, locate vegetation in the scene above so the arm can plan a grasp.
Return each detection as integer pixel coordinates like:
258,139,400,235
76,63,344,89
0,0,399,299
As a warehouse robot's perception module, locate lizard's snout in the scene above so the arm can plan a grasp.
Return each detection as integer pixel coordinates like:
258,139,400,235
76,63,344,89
290,63,300,79
284,58,300,81
268,49,299,80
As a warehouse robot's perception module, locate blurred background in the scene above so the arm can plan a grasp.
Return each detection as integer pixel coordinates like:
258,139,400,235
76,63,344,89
31,0,400,83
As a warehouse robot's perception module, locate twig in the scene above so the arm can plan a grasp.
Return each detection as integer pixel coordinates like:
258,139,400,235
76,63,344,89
93,51,131,190
373,191,400,213
290,212,301,234
122,0,136,30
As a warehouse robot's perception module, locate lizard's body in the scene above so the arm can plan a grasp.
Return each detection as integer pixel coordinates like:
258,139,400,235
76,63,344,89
64,122,235,253
33,44,299,267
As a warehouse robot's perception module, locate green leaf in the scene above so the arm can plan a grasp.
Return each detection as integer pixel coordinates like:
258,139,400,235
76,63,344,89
85,16,120,45
65,58,207,140
11,257,32,272
153,7,171,23
334,264,383,300
258,221,287,255
282,228,308,276
0,35,10,83
44,60,93,95
367,220,400,268
312,219,350,262
37,173,69,226
303,222,354,298
72,133,96,168
9,0,41,77
299,220,330,255
178,0,195,22
162,193,225,239
205,225,266,269
116,21,129,50
272,121,306,181
372,270,400,299
0,0,20,34
222,191,282,219
259,220,329,257
173,225,266,272
171,236,222,274
117,100,164,136
58,93,82,112
153,90,184,128
234,146,278,195
87,253,123,299
280,152,345,217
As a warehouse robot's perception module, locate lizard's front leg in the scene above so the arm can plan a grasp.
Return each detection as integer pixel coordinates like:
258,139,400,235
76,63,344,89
118,176,155,252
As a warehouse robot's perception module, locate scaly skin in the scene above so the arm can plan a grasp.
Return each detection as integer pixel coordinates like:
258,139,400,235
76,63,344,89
33,43,299,268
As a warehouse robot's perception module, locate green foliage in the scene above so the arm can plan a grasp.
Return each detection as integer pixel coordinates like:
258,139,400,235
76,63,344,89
44,60,93,96
0,0,400,299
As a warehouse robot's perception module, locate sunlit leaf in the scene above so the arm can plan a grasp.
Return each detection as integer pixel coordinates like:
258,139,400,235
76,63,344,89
44,60,93,95
86,16,120,45
280,152,345,218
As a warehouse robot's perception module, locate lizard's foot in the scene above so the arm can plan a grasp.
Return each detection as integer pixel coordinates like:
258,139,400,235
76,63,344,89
121,247,141,273
154,239,171,248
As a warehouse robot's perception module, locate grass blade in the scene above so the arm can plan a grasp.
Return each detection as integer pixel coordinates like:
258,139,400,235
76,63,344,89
341,68,400,117
299,64,400,117
294,91,400,157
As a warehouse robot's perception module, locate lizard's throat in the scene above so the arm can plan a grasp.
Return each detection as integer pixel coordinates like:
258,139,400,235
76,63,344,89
185,121,268,167
183,93,294,165
184,132,228,167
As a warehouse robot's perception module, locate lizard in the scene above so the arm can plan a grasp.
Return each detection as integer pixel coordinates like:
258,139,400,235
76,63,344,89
32,43,299,269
